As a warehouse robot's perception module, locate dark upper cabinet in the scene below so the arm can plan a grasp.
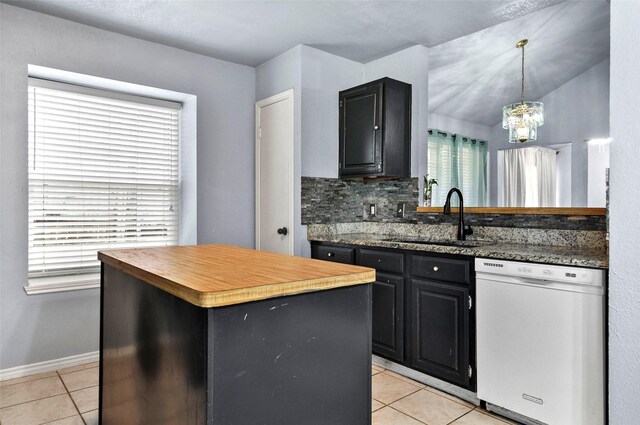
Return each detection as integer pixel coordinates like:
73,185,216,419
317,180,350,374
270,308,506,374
339,77,411,178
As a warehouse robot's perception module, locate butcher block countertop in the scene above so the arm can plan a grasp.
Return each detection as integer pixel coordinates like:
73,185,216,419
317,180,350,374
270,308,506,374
98,244,375,308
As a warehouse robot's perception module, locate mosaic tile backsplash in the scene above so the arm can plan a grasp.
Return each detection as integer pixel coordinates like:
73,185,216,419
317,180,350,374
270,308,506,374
301,177,606,231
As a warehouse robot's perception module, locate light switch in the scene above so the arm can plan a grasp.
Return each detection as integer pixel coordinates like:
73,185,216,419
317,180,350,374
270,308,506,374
369,204,376,216
397,202,406,218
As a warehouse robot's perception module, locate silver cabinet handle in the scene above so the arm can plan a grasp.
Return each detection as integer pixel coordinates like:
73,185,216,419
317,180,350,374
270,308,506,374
327,252,334,257
433,266,439,272
374,125,379,130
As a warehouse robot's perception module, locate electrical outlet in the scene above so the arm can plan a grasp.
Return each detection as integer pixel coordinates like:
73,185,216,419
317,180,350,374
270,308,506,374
397,202,406,218
369,203,376,216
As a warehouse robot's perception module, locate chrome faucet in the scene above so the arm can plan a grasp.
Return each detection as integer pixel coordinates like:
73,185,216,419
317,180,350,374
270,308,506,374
443,188,473,241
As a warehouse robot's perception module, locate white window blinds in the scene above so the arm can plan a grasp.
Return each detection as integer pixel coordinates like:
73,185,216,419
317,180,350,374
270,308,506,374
28,79,180,282
427,129,488,207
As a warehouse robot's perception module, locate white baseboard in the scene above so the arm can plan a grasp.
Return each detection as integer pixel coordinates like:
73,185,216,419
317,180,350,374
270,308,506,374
0,351,99,382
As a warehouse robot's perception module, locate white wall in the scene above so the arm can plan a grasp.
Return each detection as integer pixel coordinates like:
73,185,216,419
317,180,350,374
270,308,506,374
549,143,573,208
0,5,255,369
488,59,610,206
587,141,610,208
609,1,640,422
364,46,430,182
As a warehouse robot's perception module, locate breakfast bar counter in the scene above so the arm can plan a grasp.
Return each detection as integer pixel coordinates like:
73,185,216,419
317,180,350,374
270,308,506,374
98,244,375,425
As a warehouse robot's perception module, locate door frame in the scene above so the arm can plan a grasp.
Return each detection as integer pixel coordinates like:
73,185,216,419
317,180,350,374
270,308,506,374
255,89,295,254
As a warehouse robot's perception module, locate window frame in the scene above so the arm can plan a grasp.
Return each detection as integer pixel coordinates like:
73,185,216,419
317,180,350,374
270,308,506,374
25,77,183,295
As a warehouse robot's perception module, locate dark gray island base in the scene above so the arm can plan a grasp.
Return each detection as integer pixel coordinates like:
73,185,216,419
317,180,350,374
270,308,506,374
98,245,375,425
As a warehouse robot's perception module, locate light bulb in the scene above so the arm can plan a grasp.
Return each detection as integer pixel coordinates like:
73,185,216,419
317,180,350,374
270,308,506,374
517,127,530,142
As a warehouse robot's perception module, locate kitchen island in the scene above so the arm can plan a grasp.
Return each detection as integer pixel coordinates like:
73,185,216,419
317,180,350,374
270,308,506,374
98,244,375,425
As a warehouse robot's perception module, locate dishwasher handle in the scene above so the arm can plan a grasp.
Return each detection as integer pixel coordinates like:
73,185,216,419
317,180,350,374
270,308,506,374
476,274,605,296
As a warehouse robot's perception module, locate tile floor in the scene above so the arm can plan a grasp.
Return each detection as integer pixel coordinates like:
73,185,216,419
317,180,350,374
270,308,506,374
0,362,99,425
0,361,517,425
370,364,517,425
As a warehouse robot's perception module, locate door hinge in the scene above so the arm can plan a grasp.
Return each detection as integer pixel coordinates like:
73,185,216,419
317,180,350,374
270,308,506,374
257,127,262,140
468,295,473,310
377,160,382,171
468,365,473,378
339,100,343,107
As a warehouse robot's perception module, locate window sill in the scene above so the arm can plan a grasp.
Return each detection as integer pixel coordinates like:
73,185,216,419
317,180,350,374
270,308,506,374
24,273,100,295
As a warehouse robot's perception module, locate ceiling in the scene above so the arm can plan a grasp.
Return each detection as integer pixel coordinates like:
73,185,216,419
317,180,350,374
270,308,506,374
428,1,610,126
3,0,609,127
3,0,567,67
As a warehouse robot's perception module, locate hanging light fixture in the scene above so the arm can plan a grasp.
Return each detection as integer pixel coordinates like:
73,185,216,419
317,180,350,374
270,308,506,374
502,39,544,143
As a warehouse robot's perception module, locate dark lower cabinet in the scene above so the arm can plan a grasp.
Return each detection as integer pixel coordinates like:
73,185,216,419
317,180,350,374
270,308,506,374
410,279,471,388
310,242,475,392
372,273,404,362
311,244,355,264
357,248,405,363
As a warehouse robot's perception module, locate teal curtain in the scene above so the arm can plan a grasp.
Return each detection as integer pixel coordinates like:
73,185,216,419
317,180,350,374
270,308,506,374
427,130,455,206
427,129,488,207
457,137,488,207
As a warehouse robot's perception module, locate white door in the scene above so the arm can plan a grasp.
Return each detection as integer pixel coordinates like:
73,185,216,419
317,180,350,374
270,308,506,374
255,90,294,255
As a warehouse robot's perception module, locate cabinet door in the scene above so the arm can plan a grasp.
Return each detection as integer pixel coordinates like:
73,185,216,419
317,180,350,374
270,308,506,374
339,83,383,176
372,273,404,362
411,279,470,388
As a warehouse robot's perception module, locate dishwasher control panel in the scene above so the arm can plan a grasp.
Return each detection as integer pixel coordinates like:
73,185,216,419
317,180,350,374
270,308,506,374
476,258,605,286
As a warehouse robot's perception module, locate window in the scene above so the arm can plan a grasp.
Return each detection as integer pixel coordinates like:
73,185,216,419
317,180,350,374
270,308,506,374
427,129,488,207
27,78,181,293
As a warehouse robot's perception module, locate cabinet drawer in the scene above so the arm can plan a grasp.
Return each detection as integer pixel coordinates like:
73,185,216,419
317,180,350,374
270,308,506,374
312,245,355,264
359,249,404,274
412,255,470,284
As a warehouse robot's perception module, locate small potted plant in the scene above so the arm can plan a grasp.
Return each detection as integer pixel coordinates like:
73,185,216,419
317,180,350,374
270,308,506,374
423,175,438,207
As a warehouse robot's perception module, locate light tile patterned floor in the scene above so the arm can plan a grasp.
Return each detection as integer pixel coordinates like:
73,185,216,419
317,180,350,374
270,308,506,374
371,365,518,425
0,361,517,424
0,362,99,425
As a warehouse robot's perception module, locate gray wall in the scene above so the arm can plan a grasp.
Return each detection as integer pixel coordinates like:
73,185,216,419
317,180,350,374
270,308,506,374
609,1,640,422
0,5,255,369
488,59,610,206
255,45,430,257
255,46,304,256
256,45,363,257
300,46,363,178
364,45,430,182
299,46,362,257
428,113,493,141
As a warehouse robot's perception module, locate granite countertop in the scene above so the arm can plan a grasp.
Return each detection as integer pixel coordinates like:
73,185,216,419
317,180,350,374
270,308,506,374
309,233,609,269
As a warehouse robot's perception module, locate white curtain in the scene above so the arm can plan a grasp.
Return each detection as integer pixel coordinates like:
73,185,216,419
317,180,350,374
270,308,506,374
428,129,488,207
498,146,557,207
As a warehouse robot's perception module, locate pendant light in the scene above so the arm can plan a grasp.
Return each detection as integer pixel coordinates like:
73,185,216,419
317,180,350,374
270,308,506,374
502,39,544,143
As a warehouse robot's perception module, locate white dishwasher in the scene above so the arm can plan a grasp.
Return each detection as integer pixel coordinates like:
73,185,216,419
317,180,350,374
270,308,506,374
475,258,605,425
